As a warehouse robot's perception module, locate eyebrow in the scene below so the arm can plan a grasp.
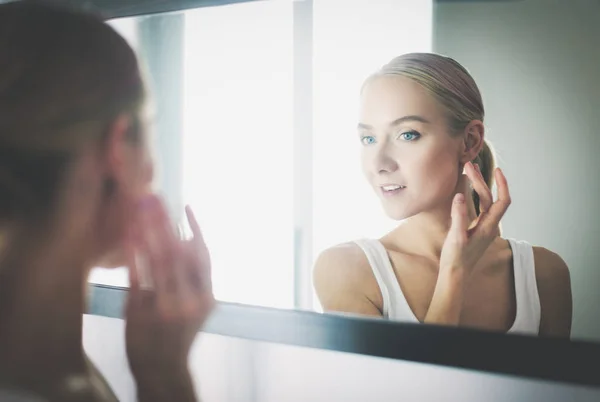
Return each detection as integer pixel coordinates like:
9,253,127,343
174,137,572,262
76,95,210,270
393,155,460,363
357,115,431,130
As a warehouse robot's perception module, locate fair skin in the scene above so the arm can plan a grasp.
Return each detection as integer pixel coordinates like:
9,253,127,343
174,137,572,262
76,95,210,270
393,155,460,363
313,75,571,337
0,114,214,401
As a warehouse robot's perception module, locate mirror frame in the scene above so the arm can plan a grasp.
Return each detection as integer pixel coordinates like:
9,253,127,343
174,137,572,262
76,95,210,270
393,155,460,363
89,284,600,389
6,0,261,19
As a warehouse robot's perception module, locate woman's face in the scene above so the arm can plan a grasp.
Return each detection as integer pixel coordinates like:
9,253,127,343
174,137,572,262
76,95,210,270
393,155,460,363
359,75,464,221
95,113,155,268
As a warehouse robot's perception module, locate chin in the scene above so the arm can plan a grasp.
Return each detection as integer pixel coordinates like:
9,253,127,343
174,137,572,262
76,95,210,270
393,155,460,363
382,204,419,221
95,248,127,269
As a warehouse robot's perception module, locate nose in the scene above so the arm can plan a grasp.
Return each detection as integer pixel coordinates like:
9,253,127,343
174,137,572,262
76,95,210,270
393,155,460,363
372,143,399,175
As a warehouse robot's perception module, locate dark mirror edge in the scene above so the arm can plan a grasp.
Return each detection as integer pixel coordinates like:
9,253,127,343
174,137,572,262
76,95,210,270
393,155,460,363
6,0,525,20
2,0,261,19
88,283,600,389
96,0,260,19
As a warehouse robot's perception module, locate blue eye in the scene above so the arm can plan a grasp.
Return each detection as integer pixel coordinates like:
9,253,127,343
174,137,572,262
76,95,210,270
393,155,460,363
398,130,421,141
360,135,376,146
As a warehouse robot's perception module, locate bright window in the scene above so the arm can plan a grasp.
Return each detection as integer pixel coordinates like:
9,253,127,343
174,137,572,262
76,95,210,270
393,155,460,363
89,0,433,312
181,1,295,308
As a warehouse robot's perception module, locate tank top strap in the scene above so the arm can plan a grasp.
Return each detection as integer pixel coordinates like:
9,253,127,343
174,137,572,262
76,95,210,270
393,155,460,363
507,238,541,335
353,239,417,321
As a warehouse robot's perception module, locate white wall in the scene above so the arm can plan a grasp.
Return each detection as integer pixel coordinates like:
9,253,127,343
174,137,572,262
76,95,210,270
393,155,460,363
433,0,600,342
82,315,253,402
83,315,600,402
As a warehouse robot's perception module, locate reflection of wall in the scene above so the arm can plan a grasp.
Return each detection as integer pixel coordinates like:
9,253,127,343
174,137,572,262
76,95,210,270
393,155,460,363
83,315,600,401
434,0,600,342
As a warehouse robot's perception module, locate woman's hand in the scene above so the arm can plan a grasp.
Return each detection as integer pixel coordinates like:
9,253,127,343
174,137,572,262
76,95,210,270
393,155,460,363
424,162,511,325
439,162,511,274
124,195,214,401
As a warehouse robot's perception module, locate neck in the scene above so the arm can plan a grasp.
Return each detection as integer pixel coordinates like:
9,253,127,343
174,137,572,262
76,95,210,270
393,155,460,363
0,230,90,383
390,188,479,263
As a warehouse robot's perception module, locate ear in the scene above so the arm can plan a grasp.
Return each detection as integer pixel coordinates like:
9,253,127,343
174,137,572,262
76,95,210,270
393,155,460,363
459,120,485,165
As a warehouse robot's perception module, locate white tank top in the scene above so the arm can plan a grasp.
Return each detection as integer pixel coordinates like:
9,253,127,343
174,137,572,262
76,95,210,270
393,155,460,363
353,238,541,335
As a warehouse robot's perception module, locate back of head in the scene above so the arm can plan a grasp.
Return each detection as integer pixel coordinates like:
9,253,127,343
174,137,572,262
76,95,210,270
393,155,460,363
0,1,145,225
366,52,495,214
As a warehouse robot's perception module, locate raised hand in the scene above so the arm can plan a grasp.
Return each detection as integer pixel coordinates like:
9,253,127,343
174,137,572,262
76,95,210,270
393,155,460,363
440,161,512,274
124,195,214,401
424,162,511,325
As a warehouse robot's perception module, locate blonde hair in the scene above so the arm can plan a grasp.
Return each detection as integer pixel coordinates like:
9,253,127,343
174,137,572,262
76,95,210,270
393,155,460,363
0,2,146,224
365,52,495,215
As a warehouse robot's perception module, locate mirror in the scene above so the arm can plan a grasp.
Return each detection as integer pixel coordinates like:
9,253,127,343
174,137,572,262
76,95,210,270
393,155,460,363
89,0,600,344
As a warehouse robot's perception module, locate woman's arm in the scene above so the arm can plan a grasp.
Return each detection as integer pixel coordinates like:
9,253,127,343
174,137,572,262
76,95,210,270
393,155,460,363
313,245,383,317
423,267,466,325
533,247,572,338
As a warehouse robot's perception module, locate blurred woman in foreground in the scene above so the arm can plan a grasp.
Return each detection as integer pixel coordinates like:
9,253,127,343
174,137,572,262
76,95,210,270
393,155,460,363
0,3,214,401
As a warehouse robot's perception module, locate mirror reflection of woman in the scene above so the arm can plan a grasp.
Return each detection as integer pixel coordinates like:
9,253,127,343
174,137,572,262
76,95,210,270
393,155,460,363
0,3,213,401
314,53,572,337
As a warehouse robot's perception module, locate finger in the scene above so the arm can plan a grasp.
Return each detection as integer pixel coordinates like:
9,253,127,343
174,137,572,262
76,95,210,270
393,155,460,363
457,172,470,195
125,221,157,309
478,168,511,235
474,163,492,214
185,205,212,289
465,162,493,213
176,223,187,241
172,252,196,306
151,200,188,299
152,196,179,246
125,224,140,302
139,197,178,300
495,167,511,206
449,193,469,244
474,163,484,183
181,249,216,321
152,201,194,301
185,205,206,247
487,167,511,217
182,246,213,298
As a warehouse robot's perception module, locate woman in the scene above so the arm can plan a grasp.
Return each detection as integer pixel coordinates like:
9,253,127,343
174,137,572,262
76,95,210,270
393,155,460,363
313,53,572,337
0,3,213,401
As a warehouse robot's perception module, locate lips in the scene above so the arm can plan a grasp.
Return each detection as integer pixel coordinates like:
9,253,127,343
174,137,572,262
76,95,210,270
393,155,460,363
380,183,406,190
381,184,405,191
379,183,406,196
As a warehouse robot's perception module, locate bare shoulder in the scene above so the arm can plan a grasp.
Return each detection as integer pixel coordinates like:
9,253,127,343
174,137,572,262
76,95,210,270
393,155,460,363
312,242,382,316
314,242,369,272
313,242,374,292
532,246,571,288
532,246,572,338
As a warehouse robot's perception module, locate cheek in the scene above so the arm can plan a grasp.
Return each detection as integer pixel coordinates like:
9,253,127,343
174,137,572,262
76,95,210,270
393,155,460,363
360,151,369,176
361,149,378,185
141,159,154,192
132,150,155,196
412,146,459,194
